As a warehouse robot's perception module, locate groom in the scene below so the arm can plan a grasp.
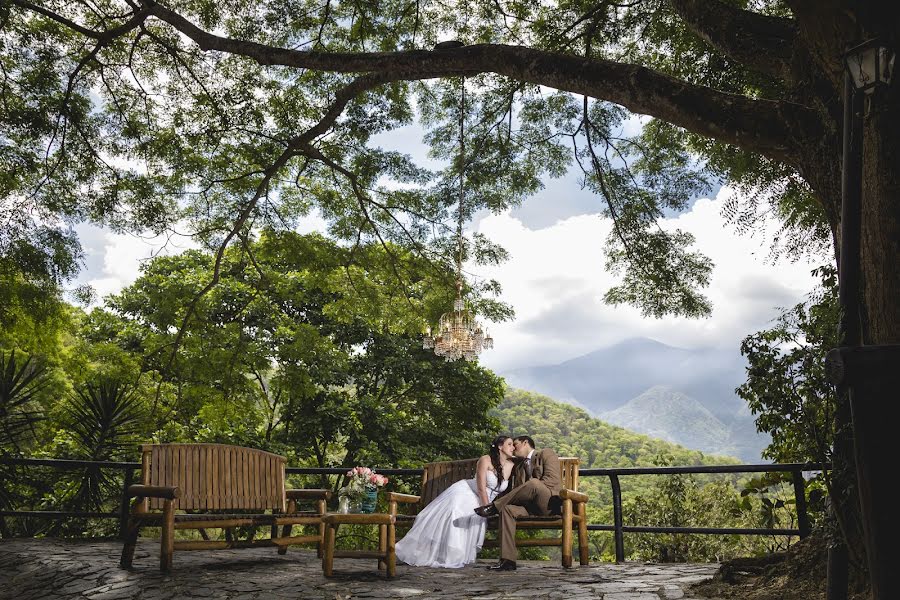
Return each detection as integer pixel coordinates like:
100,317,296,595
474,435,561,571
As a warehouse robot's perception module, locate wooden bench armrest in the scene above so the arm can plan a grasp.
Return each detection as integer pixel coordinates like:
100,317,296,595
127,484,180,500
386,492,420,504
559,488,588,503
286,489,332,501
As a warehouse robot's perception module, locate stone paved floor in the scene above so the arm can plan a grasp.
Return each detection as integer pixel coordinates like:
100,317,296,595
0,539,724,599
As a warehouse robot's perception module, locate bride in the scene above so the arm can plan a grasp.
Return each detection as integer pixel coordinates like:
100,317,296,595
394,435,515,568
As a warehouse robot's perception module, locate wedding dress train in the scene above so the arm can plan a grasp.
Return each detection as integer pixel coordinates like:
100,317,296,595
394,470,508,568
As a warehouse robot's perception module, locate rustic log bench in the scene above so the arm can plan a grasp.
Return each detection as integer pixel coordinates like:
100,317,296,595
120,443,331,571
387,457,589,567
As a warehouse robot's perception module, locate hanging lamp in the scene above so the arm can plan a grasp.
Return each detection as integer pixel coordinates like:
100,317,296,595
422,78,493,361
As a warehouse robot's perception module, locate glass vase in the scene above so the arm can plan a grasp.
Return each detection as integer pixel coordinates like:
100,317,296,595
360,486,378,513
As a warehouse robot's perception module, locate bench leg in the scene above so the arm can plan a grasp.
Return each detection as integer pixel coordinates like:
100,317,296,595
119,517,140,568
317,499,326,558
278,499,296,556
561,498,573,569
278,523,292,555
387,520,396,578
160,499,175,572
378,523,387,571
577,502,589,565
322,523,336,577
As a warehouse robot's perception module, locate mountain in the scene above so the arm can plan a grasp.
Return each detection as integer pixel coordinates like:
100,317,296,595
494,387,739,469
600,386,731,455
502,337,745,419
499,337,770,462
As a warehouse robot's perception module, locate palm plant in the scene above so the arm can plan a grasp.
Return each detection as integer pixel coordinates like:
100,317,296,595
0,349,48,536
0,349,47,455
59,378,144,514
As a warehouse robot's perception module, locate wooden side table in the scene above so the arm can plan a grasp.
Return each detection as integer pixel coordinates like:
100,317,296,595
322,513,396,577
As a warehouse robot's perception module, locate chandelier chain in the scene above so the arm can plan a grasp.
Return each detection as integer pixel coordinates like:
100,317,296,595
422,75,494,361
457,78,465,286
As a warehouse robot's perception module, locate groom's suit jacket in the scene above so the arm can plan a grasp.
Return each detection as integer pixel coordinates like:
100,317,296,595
511,447,561,496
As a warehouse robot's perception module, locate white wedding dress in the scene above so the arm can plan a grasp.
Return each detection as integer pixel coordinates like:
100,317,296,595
394,470,509,568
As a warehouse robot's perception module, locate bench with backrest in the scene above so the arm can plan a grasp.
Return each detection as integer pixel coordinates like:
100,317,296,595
120,443,331,571
387,457,589,567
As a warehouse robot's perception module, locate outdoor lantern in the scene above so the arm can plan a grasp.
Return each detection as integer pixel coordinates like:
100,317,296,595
844,39,895,93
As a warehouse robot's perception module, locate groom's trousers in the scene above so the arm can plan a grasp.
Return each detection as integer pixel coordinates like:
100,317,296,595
492,479,552,561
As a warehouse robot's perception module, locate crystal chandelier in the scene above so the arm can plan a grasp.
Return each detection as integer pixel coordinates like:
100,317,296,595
422,78,494,361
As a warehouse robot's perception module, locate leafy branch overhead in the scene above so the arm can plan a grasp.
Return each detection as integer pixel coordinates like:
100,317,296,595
7,0,879,324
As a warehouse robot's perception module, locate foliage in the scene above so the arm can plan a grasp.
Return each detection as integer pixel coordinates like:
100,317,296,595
85,232,507,489
625,457,801,563
48,378,144,533
737,266,840,465
1,0,847,325
0,349,47,456
736,265,867,571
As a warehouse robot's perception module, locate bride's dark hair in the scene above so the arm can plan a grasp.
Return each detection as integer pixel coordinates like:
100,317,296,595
488,435,511,491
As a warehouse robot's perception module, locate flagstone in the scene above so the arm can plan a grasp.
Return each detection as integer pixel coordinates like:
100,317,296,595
0,538,729,600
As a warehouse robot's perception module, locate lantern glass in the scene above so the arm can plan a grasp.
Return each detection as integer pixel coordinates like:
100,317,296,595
845,40,895,93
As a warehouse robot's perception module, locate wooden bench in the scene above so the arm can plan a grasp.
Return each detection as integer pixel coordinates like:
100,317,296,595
387,457,589,567
120,443,331,571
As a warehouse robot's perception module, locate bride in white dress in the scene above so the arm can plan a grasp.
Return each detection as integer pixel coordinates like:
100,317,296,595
395,436,515,568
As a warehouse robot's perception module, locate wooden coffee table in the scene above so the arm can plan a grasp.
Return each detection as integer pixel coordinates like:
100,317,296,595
321,512,396,577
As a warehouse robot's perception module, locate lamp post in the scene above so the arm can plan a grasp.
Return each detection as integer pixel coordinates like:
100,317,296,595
826,39,896,600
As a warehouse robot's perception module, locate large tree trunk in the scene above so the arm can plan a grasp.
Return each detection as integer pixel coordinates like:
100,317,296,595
861,97,900,344
837,85,900,599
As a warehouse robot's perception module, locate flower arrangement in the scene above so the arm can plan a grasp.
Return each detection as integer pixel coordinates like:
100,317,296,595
341,466,389,497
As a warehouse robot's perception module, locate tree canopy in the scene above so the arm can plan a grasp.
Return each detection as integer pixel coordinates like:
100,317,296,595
11,0,895,331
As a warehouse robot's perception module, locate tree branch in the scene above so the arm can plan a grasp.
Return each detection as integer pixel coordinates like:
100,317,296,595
144,0,818,166
670,0,797,82
12,0,152,41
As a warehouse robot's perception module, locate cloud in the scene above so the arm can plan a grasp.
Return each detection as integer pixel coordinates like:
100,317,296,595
74,224,200,304
70,172,825,379
471,187,826,372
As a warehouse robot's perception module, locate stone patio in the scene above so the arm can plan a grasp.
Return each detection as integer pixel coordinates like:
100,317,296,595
0,538,725,599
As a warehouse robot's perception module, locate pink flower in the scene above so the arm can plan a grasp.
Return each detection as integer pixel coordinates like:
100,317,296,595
343,466,388,490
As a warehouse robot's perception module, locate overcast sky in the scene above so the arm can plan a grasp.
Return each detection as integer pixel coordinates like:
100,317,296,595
72,119,827,375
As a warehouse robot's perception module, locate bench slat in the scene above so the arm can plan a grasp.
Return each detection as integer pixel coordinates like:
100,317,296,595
141,444,289,511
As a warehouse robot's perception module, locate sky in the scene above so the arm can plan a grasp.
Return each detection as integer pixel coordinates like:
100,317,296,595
72,120,827,376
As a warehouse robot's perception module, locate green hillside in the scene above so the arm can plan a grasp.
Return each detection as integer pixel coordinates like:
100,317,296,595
494,387,741,468
491,388,787,562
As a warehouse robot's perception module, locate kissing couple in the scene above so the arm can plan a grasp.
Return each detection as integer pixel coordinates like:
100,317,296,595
394,434,561,570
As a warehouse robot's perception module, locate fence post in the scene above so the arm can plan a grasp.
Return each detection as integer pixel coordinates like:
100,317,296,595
119,467,134,540
609,474,624,563
792,469,810,538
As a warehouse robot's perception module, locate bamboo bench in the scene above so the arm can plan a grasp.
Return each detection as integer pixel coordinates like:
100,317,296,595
120,443,331,571
387,457,589,567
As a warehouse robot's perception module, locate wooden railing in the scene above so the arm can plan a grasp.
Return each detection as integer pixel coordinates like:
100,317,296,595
0,457,825,562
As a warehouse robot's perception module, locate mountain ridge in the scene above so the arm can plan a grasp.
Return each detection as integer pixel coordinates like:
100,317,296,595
600,385,732,454
498,337,769,462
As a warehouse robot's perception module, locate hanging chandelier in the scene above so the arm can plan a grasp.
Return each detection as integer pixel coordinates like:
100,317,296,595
422,77,494,361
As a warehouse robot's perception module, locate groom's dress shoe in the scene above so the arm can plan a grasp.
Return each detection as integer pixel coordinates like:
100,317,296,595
487,559,516,571
474,503,498,518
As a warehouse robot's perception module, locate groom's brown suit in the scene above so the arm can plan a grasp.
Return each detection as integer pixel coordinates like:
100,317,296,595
492,447,561,561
